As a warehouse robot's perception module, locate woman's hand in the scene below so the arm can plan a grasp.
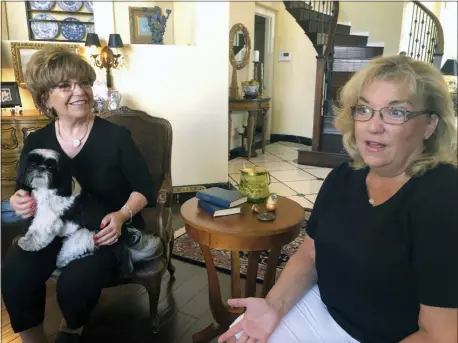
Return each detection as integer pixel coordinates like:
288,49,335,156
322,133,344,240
10,189,35,219
218,297,281,343
94,211,125,246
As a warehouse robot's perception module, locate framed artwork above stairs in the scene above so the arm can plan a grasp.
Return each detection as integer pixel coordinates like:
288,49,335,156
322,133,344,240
283,1,444,168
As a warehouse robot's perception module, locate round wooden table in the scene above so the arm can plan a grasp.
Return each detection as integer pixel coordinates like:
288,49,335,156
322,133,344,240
180,196,305,343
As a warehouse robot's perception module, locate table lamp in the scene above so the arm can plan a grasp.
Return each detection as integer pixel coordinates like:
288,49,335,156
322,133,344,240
440,59,458,93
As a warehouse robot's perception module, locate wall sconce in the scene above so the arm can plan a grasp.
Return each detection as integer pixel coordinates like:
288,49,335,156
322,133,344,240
441,59,458,93
85,33,124,89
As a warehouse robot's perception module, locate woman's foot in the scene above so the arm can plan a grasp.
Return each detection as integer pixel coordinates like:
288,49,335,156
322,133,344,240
55,331,82,343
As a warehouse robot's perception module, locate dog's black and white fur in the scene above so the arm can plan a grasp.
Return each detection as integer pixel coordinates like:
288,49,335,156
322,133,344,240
17,148,108,267
17,148,162,272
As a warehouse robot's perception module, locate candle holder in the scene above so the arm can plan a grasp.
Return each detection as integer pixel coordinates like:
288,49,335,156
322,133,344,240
259,62,265,97
252,61,259,81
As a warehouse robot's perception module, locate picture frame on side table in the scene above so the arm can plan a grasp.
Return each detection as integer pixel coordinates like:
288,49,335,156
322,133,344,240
1,82,22,108
10,42,80,88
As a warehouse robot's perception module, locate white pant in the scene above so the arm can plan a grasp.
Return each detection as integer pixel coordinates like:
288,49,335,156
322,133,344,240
232,285,360,343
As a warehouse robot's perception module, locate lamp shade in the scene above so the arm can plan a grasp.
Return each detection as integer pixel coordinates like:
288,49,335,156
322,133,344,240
441,59,458,76
85,33,101,47
108,34,124,48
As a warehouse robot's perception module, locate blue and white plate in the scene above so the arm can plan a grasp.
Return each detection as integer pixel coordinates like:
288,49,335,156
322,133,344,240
29,1,55,10
57,1,83,12
84,1,93,13
61,17,85,41
31,14,59,40
85,17,94,34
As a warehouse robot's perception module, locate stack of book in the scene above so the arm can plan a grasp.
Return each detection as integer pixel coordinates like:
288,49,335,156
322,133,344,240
196,187,247,217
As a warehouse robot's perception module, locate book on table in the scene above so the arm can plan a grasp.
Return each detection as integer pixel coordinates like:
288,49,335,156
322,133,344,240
196,187,247,208
197,199,242,217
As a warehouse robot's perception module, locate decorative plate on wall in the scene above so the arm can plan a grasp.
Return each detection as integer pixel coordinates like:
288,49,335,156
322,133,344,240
61,17,85,41
31,14,59,40
57,1,83,12
85,17,94,34
84,1,93,13
29,1,55,10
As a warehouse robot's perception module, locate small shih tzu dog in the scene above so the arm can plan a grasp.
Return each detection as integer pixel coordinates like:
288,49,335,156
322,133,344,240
17,148,162,274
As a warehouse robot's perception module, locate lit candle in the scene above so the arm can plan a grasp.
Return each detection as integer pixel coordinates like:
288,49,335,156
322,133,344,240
253,50,259,62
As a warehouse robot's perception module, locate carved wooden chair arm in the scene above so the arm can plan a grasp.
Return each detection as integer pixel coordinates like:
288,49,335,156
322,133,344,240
157,174,173,208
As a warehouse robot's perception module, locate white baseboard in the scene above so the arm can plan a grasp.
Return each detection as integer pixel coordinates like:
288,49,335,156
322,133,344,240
351,31,369,36
367,42,385,47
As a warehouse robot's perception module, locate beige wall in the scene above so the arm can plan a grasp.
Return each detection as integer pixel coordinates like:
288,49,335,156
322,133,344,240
339,1,405,56
1,1,229,187
229,1,317,150
1,1,8,41
439,1,457,64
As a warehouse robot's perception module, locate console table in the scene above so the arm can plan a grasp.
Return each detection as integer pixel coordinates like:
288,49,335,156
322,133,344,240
229,97,271,158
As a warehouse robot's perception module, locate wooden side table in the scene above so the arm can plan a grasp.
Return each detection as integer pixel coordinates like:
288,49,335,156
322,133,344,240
229,97,271,158
180,196,304,343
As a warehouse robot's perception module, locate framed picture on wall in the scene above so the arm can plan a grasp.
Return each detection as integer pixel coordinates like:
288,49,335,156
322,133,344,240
10,42,80,88
1,82,22,108
129,7,156,44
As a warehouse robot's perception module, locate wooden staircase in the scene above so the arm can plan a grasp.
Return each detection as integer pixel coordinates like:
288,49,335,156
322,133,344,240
284,1,444,168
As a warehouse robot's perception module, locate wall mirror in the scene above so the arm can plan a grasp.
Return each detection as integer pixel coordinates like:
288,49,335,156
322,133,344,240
229,23,251,70
229,23,251,98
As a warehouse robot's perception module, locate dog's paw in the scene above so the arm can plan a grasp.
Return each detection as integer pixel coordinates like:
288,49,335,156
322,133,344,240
17,235,39,251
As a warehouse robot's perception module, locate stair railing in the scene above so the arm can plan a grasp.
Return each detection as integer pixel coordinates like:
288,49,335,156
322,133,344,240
311,1,339,151
406,1,444,67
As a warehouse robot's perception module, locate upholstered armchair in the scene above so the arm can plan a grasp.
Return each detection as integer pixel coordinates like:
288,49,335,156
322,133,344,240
0,106,175,333
99,106,175,331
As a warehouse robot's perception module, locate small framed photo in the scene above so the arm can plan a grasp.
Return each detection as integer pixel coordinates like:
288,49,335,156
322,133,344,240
129,7,155,44
1,82,22,108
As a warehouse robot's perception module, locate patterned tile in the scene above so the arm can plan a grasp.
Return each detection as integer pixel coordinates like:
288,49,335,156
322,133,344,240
270,169,317,182
229,157,250,165
271,152,299,161
266,145,297,154
287,196,314,209
247,154,281,163
284,180,324,195
268,183,296,196
230,173,279,183
305,194,318,203
252,161,299,171
304,168,332,179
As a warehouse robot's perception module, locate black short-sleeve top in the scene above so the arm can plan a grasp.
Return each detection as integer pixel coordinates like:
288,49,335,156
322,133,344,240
15,116,156,229
307,162,458,343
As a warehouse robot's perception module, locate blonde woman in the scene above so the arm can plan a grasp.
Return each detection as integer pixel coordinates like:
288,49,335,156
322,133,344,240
219,55,457,343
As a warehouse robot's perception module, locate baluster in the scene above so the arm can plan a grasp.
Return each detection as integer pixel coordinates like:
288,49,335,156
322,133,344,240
412,5,422,59
407,4,416,57
418,8,427,62
424,17,433,63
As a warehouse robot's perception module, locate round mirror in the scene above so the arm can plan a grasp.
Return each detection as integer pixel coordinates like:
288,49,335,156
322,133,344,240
229,23,251,70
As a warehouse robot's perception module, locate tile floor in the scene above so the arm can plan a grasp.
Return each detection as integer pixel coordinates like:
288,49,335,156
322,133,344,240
228,141,332,210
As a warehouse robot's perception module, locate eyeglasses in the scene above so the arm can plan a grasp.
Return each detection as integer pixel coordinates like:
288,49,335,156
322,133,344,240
351,105,433,125
53,81,93,92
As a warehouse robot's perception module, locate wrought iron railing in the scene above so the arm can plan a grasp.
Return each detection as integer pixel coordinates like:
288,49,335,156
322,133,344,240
405,1,444,67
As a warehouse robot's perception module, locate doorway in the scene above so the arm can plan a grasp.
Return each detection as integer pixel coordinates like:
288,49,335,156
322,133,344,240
253,7,275,142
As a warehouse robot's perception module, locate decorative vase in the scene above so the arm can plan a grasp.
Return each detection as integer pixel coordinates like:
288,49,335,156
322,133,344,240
145,6,172,45
241,80,259,99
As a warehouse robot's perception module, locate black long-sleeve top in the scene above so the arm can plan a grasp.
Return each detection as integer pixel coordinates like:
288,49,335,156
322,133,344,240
15,116,156,229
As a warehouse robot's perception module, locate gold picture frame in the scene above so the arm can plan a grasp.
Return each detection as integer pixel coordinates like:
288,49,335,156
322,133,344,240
129,7,157,44
10,42,81,88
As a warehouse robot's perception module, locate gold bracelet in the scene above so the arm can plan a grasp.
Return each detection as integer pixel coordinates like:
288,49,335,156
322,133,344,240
121,205,133,224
